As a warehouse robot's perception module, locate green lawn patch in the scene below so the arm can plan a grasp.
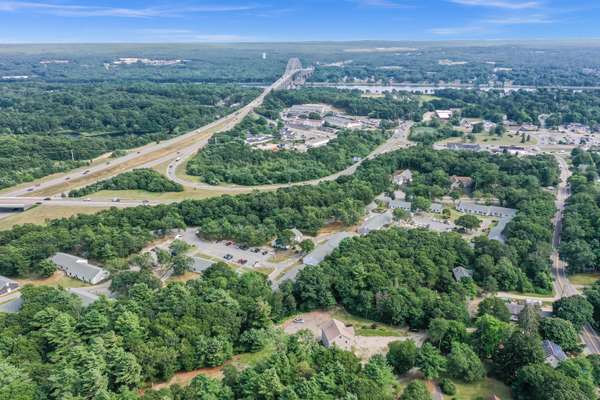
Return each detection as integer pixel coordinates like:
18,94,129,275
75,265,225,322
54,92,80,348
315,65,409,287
452,378,513,400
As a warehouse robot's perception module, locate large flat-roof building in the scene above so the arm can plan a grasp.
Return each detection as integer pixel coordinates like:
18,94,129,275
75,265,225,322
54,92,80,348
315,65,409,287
51,253,110,285
456,201,517,218
303,232,354,266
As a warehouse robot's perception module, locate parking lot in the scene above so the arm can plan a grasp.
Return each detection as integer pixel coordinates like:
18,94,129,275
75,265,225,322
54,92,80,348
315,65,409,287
180,228,274,267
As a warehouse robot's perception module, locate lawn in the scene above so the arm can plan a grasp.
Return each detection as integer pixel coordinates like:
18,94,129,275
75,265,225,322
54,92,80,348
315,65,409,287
0,205,109,231
333,308,407,337
569,273,600,286
452,378,513,400
16,271,89,289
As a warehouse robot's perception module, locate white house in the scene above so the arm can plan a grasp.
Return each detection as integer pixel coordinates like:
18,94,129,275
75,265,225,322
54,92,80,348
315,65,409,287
51,253,110,285
321,319,355,351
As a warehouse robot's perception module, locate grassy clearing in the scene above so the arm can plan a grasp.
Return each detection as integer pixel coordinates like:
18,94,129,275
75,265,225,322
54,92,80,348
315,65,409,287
167,271,201,283
569,273,600,286
452,377,513,400
443,133,537,146
16,271,89,289
333,308,407,337
89,188,225,202
418,95,441,103
0,205,109,231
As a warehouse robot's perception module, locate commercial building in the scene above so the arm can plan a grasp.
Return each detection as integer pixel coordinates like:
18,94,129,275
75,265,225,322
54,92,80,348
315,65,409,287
446,143,481,152
324,116,362,129
303,232,354,266
321,319,355,351
51,253,110,285
435,110,453,120
287,104,328,117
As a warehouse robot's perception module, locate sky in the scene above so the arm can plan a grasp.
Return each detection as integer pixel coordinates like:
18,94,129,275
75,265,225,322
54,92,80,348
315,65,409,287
0,0,599,43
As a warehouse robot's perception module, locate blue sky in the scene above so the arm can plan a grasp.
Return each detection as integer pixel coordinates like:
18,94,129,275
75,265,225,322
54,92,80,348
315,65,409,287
0,0,598,43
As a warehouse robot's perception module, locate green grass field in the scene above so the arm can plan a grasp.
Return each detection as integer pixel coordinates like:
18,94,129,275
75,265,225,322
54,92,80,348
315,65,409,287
333,308,407,337
453,378,513,400
0,205,109,231
569,273,600,286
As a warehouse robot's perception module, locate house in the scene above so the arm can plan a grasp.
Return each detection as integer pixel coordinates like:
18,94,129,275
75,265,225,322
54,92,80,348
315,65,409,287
435,110,453,120
303,232,354,266
50,253,110,285
430,203,443,213
542,340,567,367
452,266,473,282
358,211,393,235
321,319,355,350
506,302,525,321
450,176,474,191
393,169,413,186
387,199,412,211
290,228,304,244
488,216,512,243
191,257,214,273
456,202,517,218
0,275,19,296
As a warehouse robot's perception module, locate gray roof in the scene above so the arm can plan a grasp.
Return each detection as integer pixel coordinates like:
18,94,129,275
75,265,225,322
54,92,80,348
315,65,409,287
0,275,18,288
542,340,567,362
51,252,109,283
304,232,354,266
430,203,443,213
452,267,473,281
457,201,517,217
447,143,481,151
322,319,355,342
388,199,412,210
191,257,215,273
506,302,525,316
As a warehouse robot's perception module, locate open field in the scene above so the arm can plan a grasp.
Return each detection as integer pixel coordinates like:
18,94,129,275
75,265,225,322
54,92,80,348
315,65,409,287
0,205,109,231
453,377,513,400
89,188,225,202
15,270,89,289
332,308,407,337
569,273,600,286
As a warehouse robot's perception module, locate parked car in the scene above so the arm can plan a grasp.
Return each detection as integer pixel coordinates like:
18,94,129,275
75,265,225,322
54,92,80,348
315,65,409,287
293,318,305,324
225,241,233,246
84,198,91,202
223,254,233,260
238,259,248,265
112,198,120,203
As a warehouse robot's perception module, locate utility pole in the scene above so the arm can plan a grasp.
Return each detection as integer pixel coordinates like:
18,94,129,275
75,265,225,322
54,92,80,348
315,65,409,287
71,149,75,162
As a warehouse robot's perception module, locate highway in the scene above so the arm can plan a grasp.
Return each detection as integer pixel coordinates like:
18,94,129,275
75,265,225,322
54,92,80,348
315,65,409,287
1,59,305,199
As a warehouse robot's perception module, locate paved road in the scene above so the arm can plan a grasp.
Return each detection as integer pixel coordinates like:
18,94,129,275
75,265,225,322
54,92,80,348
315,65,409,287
1,64,303,199
166,121,415,192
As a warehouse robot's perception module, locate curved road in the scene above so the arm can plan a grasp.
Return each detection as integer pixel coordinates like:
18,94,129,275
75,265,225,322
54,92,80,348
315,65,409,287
165,121,414,192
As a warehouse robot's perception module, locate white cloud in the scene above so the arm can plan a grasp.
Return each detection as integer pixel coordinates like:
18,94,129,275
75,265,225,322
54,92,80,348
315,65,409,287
354,0,414,9
450,0,542,9
430,25,484,35
486,14,553,24
0,1,257,18
135,29,255,42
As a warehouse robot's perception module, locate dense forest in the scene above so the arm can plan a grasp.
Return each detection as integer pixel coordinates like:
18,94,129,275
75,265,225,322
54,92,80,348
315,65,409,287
294,228,472,329
69,169,183,197
430,89,600,127
559,149,600,273
6,42,600,87
0,83,258,189
0,147,558,294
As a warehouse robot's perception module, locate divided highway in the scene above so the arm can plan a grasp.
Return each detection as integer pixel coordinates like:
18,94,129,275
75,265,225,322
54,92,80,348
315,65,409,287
0,61,304,201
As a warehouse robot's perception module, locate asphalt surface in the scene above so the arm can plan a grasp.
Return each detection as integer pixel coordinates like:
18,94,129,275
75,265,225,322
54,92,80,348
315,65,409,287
166,121,415,192
1,64,302,200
